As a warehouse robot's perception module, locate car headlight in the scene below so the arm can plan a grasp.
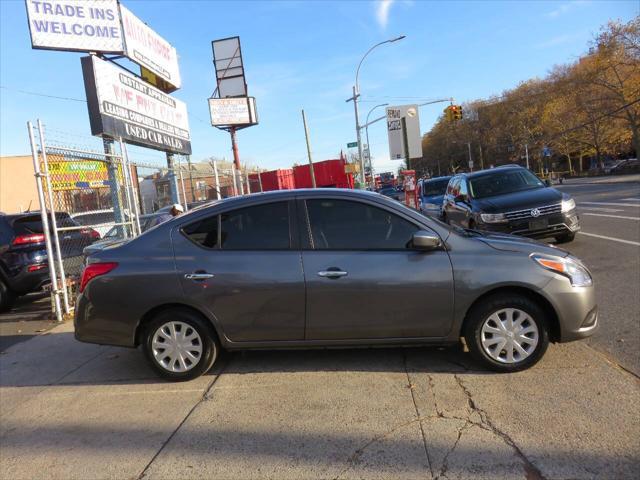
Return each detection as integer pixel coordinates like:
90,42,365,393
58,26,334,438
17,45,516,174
561,198,576,213
532,254,592,287
480,213,507,223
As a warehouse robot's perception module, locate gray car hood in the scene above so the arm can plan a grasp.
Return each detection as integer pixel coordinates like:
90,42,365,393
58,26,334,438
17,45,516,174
475,232,569,257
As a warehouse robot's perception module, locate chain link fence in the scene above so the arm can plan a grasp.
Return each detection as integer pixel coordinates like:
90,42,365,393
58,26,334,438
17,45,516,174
26,121,261,321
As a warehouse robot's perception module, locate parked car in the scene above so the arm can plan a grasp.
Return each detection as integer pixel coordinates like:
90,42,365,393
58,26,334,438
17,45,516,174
71,209,130,238
82,212,174,256
76,189,597,381
377,185,403,201
609,159,639,175
442,166,579,243
0,212,98,311
418,176,451,217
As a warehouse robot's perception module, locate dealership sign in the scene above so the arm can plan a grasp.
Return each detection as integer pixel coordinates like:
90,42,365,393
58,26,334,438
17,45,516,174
25,0,124,53
386,105,422,161
208,97,258,126
81,55,191,154
120,4,181,91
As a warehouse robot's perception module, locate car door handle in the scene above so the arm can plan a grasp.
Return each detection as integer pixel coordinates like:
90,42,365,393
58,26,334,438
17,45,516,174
184,273,215,281
317,270,348,278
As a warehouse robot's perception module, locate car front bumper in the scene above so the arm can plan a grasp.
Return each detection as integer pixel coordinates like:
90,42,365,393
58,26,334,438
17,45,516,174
540,274,598,342
478,210,580,239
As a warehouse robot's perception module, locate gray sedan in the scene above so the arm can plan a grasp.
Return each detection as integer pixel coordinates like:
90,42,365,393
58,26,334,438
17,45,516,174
75,189,597,381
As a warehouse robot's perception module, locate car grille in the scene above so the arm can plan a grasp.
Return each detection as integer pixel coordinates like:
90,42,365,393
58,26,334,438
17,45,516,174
504,202,562,221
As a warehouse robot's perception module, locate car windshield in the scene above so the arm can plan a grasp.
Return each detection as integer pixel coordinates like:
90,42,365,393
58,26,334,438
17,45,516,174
469,169,544,199
422,178,450,197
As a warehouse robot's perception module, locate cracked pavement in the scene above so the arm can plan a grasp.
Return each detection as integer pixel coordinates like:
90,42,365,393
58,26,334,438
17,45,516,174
1,321,638,479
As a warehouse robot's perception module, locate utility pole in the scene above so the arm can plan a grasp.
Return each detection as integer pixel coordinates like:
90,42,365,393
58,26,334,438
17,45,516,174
301,109,317,188
525,144,530,170
467,142,473,171
347,86,365,187
187,155,195,202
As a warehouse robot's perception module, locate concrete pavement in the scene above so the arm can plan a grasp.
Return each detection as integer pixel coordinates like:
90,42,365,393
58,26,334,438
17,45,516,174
1,321,638,479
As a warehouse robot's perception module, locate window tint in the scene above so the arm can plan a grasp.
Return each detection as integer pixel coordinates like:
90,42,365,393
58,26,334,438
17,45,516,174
182,215,219,249
469,169,544,199
11,213,77,234
422,178,450,197
221,202,290,250
306,199,419,250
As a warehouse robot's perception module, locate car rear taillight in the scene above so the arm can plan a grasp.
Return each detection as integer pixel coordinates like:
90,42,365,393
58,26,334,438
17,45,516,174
81,228,101,240
79,262,118,293
27,264,48,272
12,234,45,246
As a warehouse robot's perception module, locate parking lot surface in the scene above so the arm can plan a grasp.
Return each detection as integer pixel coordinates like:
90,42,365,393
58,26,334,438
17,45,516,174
1,177,639,479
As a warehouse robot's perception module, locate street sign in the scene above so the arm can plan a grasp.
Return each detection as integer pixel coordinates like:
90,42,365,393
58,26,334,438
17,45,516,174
344,163,360,174
347,142,358,148
386,105,421,160
468,160,474,169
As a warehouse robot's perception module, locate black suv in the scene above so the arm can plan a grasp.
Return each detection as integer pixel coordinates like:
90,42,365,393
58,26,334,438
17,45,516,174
442,166,579,243
0,212,98,311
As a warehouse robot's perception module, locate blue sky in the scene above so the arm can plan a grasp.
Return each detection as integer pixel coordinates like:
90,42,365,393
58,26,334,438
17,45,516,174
1,0,637,173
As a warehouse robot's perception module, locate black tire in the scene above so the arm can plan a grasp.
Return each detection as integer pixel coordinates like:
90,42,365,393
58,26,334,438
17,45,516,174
463,293,550,373
142,308,219,381
0,280,16,313
555,232,576,244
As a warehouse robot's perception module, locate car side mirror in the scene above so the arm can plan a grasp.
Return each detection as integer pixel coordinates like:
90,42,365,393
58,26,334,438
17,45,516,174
412,231,442,251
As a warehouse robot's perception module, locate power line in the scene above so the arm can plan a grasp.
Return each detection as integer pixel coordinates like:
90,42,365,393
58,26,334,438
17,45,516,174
0,85,87,103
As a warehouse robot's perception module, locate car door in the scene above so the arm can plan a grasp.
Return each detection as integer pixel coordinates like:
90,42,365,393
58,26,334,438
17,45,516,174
453,178,473,227
443,176,460,223
173,200,305,342
301,197,454,340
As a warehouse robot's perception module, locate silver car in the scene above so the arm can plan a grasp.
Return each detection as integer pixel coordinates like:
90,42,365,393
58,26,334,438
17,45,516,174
75,189,597,381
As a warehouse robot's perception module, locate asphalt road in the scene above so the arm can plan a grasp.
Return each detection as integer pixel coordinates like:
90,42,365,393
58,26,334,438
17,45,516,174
556,179,640,376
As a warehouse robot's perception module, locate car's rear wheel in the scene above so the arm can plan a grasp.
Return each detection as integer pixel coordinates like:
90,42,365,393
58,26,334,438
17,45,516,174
142,309,218,381
464,294,549,372
0,280,16,313
555,232,576,244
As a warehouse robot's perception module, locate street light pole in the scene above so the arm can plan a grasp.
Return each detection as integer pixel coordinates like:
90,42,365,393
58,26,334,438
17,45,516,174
347,35,405,187
365,103,388,188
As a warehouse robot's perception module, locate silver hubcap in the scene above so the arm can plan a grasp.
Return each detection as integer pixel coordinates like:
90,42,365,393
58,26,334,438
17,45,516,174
480,308,539,364
151,321,203,373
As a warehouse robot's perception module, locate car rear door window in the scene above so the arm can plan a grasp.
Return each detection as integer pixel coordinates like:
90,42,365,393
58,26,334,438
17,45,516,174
306,199,419,250
221,202,290,250
183,202,291,250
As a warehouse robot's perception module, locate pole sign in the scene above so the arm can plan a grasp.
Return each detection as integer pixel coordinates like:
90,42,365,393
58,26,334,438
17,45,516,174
386,105,421,160
208,97,258,126
81,55,191,154
25,0,124,53
347,142,358,148
119,4,181,92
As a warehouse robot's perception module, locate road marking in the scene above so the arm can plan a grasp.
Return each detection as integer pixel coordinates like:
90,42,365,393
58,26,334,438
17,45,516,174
621,198,640,201
583,213,640,221
578,231,640,246
579,201,640,207
579,206,623,212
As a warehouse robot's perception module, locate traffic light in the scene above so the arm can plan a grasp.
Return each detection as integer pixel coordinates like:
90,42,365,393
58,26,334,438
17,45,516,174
444,105,463,122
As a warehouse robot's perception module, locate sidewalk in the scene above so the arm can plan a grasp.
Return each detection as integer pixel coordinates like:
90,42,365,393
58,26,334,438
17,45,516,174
1,321,639,479
559,174,640,185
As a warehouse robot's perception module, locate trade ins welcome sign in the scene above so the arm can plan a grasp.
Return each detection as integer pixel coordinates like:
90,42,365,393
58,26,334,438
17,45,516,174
25,0,124,53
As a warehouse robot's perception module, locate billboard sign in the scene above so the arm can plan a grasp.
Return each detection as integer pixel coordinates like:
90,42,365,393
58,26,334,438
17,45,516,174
386,105,422,160
81,55,191,154
120,4,181,92
212,36,247,98
208,97,258,126
25,0,124,53
45,158,111,191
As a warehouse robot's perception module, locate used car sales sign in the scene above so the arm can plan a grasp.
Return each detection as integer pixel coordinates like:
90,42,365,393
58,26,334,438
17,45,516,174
82,55,191,154
25,0,124,53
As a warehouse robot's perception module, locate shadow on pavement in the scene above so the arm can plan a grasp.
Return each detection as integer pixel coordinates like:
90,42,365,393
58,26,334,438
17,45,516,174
0,292,56,352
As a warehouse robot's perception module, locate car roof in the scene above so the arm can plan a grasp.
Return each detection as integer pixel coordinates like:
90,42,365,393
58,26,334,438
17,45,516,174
455,165,526,179
423,176,451,182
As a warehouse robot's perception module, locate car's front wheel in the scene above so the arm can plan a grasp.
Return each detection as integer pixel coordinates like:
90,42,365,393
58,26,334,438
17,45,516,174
142,308,219,381
555,232,576,244
463,294,550,372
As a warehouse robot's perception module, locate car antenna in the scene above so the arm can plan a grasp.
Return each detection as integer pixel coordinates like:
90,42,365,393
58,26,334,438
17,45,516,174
26,200,33,212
